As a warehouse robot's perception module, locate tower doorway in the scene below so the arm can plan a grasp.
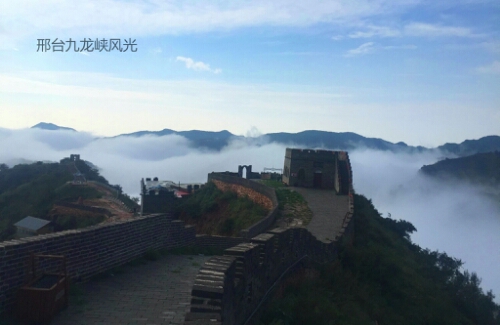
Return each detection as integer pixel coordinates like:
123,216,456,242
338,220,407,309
313,171,322,188
297,168,306,186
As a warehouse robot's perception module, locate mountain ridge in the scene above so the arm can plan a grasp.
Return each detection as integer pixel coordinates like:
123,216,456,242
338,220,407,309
420,151,500,186
31,122,76,132
29,122,500,155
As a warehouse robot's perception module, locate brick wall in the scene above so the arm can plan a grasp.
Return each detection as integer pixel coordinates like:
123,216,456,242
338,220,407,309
0,214,195,313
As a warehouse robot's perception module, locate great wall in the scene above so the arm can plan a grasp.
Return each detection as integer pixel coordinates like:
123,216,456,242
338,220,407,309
0,149,353,325
185,152,354,325
0,214,195,312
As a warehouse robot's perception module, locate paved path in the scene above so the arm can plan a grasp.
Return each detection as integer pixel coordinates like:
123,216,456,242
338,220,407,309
292,188,349,243
51,255,210,325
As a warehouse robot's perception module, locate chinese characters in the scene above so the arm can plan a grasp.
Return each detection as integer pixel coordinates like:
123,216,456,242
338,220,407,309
36,38,138,52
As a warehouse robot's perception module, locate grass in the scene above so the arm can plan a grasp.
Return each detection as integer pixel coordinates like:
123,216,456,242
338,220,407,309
176,182,269,236
259,180,286,189
275,188,313,226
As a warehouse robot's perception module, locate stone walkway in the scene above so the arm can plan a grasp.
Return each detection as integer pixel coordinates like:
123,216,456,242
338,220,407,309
292,188,350,243
51,255,210,325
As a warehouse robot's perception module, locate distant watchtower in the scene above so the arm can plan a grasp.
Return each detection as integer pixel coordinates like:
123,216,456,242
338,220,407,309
282,148,351,194
140,177,176,215
70,154,80,161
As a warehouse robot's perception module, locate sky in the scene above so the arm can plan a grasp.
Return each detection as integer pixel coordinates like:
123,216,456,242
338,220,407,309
0,0,499,147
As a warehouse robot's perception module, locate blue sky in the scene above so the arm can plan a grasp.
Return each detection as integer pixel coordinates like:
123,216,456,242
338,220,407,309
0,0,499,146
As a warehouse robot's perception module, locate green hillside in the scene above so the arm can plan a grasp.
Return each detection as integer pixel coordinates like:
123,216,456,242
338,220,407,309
0,159,115,241
259,194,500,325
420,151,500,186
0,162,71,239
175,182,268,236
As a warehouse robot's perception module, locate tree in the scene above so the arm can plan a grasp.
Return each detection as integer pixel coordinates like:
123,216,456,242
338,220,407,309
113,184,122,194
0,163,8,172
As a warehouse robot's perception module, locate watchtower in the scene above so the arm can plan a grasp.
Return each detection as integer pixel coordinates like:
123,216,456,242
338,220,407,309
282,148,350,194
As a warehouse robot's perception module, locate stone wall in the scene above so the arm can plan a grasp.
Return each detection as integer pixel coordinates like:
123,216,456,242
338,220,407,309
207,173,279,239
0,214,195,313
184,222,354,325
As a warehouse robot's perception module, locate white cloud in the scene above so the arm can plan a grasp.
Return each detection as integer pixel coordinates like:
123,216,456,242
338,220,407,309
0,71,351,136
480,41,500,54
475,61,500,75
343,21,484,40
275,51,325,56
404,22,481,38
344,42,376,57
0,0,421,41
0,70,497,147
176,56,221,74
245,126,263,138
344,38,415,57
383,44,417,50
0,72,157,100
348,25,401,38
350,148,500,302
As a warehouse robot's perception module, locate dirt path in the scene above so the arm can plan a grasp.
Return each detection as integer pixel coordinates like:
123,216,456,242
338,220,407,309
51,255,210,325
291,188,350,243
85,182,134,222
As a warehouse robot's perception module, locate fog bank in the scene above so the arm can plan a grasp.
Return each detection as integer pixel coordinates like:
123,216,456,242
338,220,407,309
351,149,500,300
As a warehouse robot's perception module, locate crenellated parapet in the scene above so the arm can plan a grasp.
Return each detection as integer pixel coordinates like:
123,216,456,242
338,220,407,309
184,221,354,325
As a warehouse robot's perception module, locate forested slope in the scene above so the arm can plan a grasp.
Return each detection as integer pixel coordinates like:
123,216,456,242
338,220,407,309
260,194,500,325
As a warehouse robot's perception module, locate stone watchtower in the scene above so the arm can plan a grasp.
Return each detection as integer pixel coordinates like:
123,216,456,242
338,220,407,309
140,178,176,215
69,154,80,161
282,148,351,194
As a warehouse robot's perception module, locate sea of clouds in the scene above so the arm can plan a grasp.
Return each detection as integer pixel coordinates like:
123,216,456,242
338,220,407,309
1,127,499,301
